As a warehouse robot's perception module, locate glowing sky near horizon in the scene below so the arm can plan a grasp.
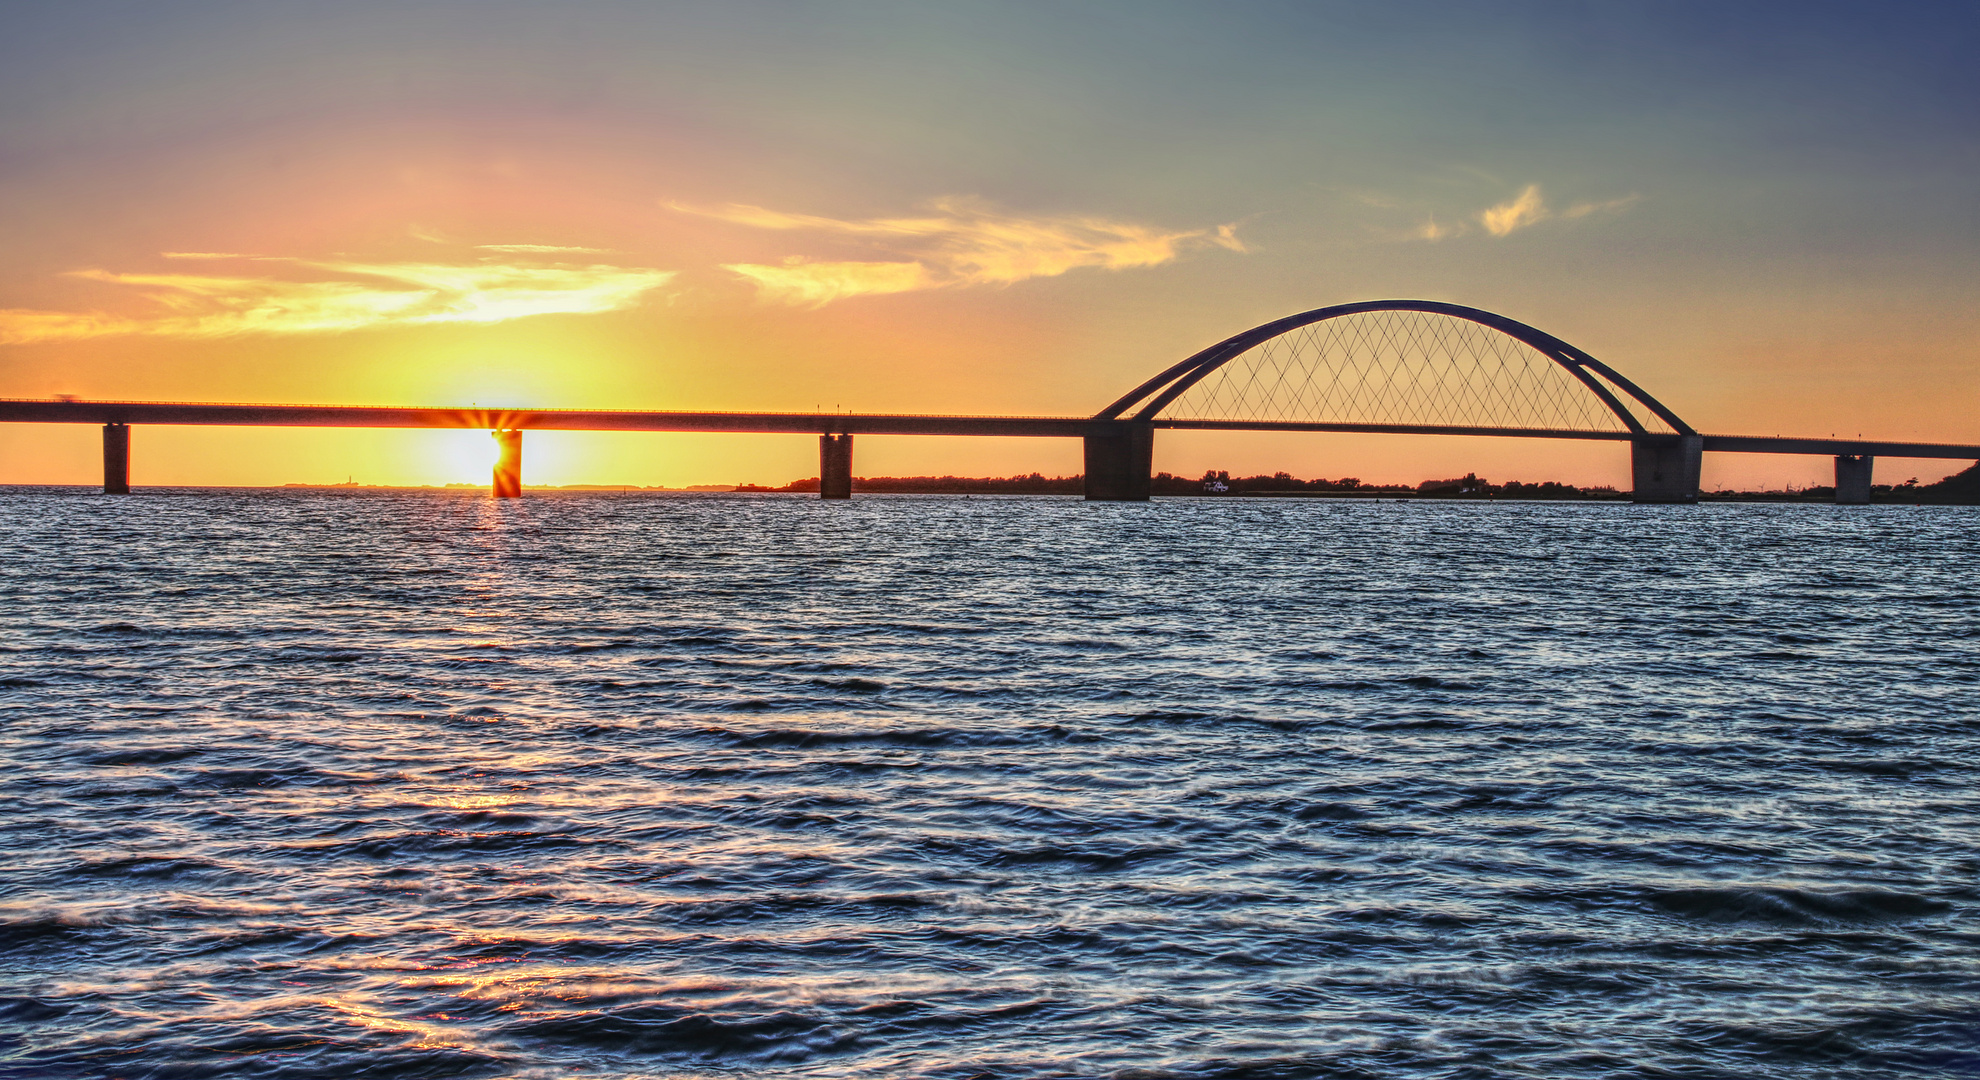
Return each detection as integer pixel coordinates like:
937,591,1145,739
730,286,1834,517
0,1,1975,489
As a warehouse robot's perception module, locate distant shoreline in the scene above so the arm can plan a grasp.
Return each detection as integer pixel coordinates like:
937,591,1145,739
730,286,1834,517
7,474,1973,503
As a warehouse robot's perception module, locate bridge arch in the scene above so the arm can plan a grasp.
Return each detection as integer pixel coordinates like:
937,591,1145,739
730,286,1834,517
1096,300,1693,437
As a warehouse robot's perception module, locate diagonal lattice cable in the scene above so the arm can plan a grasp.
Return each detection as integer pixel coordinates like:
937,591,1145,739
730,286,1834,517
1097,302,1687,436
1167,310,1654,430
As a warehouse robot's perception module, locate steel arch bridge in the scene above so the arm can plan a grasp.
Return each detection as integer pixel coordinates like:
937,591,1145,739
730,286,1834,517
4,298,1975,503
1100,299,1691,435
1082,299,1706,501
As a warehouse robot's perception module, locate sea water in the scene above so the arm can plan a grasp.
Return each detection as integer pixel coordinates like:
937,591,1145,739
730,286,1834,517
3,489,1976,1078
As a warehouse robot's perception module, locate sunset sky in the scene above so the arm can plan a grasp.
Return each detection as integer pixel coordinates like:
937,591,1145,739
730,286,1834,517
1,1,1975,489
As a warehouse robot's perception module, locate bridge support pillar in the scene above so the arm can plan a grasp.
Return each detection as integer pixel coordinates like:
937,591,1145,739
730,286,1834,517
1631,435,1702,504
492,430,522,498
103,423,130,495
1834,454,1873,505
819,434,852,499
1084,422,1153,501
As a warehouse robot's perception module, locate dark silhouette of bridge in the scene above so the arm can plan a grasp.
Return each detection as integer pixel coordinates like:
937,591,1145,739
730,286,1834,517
5,300,1975,504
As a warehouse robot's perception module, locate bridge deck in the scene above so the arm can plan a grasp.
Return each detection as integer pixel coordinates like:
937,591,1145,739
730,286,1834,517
2,400,1976,459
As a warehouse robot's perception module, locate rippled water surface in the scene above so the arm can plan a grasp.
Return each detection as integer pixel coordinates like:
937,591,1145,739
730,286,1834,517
4,488,1978,1079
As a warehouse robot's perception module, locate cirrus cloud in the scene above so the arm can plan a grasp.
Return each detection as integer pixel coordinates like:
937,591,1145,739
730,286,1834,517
0,256,676,343
676,197,1246,306
1479,184,1551,237
1385,184,1640,242
476,243,614,254
720,259,940,307
1563,194,1643,220
1475,185,1641,237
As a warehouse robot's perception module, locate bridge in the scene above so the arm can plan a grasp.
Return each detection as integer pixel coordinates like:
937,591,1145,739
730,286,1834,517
4,300,1975,504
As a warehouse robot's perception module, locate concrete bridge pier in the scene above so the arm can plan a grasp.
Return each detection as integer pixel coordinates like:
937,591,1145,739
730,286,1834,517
1631,435,1702,504
103,423,130,494
1084,422,1153,501
819,434,852,499
1834,454,1873,505
492,430,522,497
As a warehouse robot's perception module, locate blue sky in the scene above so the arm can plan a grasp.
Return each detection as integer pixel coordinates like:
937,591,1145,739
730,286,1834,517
1,1,1974,486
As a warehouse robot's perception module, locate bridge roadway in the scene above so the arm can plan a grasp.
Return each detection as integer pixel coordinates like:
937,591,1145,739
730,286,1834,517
4,398,1977,503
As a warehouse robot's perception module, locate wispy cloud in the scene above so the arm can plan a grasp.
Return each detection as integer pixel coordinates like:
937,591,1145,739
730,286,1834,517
1563,194,1642,219
477,243,613,254
677,197,1244,305
720,260,939,307
1347,190,1402,209
1371,182,1638,243
1411,217,1457,242
0,257,675,343
0,310,147,342
1479,185,1551,237
1474,186,1641,237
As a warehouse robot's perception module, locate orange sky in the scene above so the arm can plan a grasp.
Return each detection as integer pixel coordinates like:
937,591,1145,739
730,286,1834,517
2,4,1974,490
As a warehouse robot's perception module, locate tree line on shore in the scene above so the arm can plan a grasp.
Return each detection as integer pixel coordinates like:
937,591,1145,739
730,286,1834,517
737,461,1980,502
738,470,1616,498
1857,461,1980,504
